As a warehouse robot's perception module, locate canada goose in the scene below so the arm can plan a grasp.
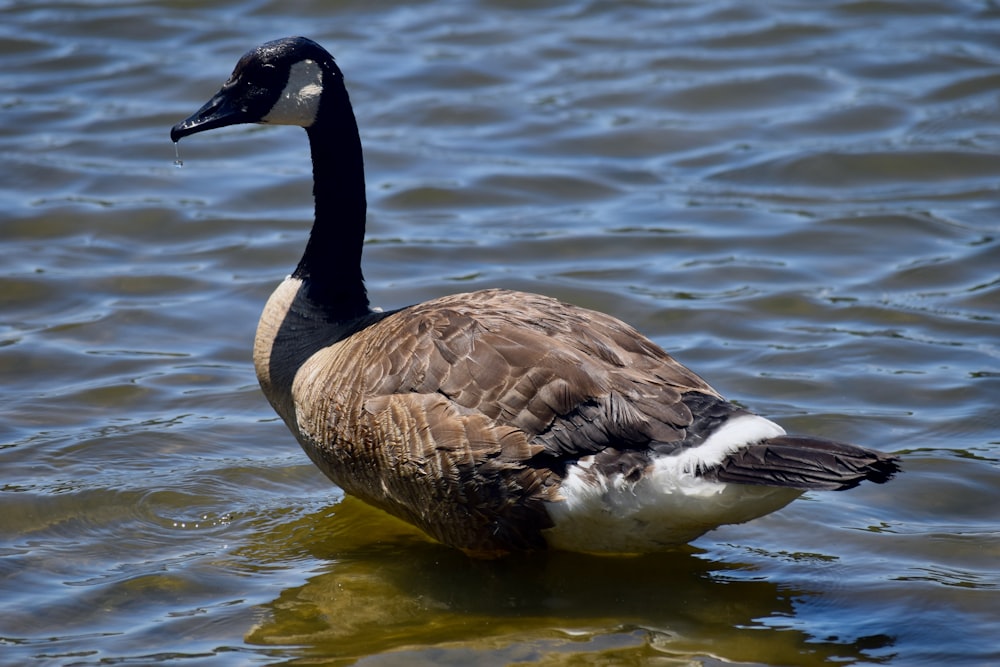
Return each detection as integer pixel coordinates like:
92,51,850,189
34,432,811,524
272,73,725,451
171,37,899,557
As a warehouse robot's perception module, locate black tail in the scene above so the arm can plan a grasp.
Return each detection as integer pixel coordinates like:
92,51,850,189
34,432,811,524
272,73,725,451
701,436,901,491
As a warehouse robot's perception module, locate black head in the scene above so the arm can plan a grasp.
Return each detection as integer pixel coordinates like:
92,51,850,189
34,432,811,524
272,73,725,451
170,36,343,142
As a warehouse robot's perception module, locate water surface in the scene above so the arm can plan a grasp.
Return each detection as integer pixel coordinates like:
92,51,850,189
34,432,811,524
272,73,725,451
2,0,999,664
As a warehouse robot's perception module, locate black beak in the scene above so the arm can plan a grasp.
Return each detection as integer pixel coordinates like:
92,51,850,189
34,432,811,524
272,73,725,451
170,86,254,143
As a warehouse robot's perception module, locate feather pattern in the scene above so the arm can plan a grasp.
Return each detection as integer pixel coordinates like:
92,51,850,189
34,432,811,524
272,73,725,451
701,435,901,490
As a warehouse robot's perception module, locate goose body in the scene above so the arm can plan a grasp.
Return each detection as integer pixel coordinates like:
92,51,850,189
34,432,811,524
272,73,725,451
172,37,899,556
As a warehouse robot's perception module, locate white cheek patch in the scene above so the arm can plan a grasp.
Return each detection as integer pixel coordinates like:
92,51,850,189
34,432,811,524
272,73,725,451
262,59,324,127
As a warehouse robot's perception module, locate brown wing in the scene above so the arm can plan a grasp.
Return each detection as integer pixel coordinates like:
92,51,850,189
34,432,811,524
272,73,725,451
365,289,721,452
289,288,723,553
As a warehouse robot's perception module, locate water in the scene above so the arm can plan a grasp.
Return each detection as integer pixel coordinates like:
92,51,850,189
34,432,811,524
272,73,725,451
2,0,999,664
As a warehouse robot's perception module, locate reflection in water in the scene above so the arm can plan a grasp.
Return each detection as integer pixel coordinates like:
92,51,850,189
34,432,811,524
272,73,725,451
244,497,893,665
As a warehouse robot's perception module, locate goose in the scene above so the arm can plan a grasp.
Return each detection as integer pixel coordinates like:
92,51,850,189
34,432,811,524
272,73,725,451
170,37,900,557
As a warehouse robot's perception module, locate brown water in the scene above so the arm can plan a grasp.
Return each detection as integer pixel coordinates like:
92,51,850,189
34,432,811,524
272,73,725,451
2,1,999,665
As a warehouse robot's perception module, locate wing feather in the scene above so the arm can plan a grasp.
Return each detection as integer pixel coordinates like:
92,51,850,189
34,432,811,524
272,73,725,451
364,290,717,457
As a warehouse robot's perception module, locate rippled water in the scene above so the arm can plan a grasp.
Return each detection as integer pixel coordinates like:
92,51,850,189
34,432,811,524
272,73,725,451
2,0,999,664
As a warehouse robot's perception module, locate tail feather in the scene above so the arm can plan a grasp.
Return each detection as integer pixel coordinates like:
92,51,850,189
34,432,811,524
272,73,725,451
701,435,901,491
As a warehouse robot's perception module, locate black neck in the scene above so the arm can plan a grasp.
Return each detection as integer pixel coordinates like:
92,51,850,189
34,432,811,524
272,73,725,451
292,85,370,319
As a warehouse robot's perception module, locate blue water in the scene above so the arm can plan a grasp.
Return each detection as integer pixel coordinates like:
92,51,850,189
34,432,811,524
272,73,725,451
1,1,998,664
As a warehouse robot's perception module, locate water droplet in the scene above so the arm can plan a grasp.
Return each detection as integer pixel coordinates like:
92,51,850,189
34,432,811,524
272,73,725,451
173,142,184,168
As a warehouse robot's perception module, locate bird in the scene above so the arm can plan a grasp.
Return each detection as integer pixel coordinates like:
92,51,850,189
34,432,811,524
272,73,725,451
170,36,900,557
